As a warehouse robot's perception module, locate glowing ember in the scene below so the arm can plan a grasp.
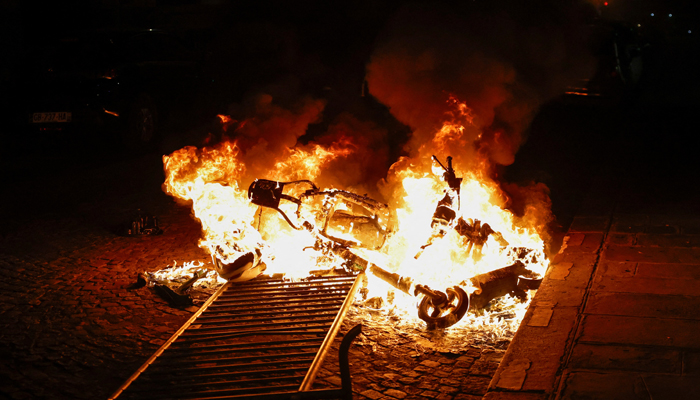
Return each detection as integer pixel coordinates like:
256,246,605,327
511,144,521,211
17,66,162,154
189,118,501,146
161,95,550,337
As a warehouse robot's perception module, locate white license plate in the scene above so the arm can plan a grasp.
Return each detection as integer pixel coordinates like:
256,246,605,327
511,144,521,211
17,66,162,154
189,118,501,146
32,112,72,123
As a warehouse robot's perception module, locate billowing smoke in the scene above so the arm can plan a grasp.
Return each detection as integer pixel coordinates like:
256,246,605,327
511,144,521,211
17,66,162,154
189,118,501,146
367,1,596,171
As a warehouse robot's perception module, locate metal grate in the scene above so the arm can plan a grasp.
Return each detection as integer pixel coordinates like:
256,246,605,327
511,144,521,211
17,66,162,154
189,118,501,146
110,273,363,400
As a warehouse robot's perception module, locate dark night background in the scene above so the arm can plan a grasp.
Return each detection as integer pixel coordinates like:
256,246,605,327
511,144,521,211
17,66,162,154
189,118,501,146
1,0,699,235
0,2,700,399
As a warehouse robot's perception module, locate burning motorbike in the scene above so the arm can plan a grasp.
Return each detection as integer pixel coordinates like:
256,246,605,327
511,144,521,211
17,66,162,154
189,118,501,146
211,155,541,329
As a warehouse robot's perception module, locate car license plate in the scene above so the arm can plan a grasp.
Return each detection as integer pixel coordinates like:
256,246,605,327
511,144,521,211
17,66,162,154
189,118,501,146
31,112,72,123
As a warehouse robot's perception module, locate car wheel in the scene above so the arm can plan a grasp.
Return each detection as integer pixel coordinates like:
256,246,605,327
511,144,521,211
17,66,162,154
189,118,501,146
124,93,158,151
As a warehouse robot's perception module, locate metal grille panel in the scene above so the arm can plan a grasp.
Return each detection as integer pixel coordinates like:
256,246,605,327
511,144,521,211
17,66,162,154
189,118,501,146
111,273,361,400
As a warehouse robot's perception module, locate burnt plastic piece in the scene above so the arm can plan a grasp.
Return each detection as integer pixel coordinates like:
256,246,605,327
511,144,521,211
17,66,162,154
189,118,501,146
153,284,193,307
127,272,148,290
212,250,266,281
248,179,287,209
151,269,207,308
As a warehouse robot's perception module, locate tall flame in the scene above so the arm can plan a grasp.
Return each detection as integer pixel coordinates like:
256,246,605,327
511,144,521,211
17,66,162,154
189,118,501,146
162,94,549,331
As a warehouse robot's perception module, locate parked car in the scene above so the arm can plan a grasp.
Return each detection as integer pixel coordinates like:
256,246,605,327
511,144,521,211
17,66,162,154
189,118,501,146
19,28,210,151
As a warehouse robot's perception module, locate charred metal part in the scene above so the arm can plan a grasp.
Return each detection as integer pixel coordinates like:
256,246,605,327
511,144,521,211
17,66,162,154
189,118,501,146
416,155,508,261
248,175,471,329
249,179,393,250
454,218,509,260
175,268,208,293
415,156,463,258
368,265,414,295
367,264,469,329
433,155,462,192
417,286,470,330
468,261,540,310
505,246,542,265
429,155,461,230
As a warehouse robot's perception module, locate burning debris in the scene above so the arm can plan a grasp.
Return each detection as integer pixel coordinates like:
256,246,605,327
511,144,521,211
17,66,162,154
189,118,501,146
129,261,226,308
160,85,551,340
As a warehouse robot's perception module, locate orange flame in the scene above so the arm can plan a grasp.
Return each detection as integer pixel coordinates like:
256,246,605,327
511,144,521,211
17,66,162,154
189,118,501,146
163,94,550,330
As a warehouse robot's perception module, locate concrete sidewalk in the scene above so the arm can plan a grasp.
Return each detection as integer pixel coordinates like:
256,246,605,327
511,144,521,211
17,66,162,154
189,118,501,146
486,173,700,399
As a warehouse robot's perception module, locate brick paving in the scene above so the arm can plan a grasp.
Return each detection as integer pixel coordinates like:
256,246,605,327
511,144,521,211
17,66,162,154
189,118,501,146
0,155,210,400
486,169,700,399
315,308,506,400
557,209,700,400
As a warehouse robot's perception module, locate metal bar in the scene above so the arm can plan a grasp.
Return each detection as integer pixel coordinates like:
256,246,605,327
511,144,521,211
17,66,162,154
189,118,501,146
129,372,307,394
173,329,328,345
210,292,349,306
107,281,233,400
146,351,320,369
196,305,342,320
216,282,354,297
206,297,343,310
165,337,323,352
217,276,355,290
219,285,351,298
160,342,323,358
298,272,365,391
158,384,302,400
179,319,334,336
135,366,310,384
144,357,316,376
200,304,341,317
187,312,340,328
192,388,347,400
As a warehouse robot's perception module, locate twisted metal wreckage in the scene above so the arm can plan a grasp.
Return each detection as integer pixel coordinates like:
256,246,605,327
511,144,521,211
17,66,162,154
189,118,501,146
190,155,544,330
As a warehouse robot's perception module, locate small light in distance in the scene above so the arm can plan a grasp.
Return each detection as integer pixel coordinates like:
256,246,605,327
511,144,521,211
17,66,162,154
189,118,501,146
651,13,655,17
669,14,673,17
604,1,608,6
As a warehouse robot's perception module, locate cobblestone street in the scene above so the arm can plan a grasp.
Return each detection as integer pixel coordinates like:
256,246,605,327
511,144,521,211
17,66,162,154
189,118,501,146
0,155,212,399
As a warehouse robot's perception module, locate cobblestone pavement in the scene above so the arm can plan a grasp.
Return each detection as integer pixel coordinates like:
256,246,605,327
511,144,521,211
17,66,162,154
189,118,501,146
0,155,211,400
0,153,509,400
316,309,506,400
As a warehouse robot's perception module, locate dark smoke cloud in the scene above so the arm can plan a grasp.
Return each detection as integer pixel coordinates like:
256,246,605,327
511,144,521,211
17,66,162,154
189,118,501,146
366,0,597,170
